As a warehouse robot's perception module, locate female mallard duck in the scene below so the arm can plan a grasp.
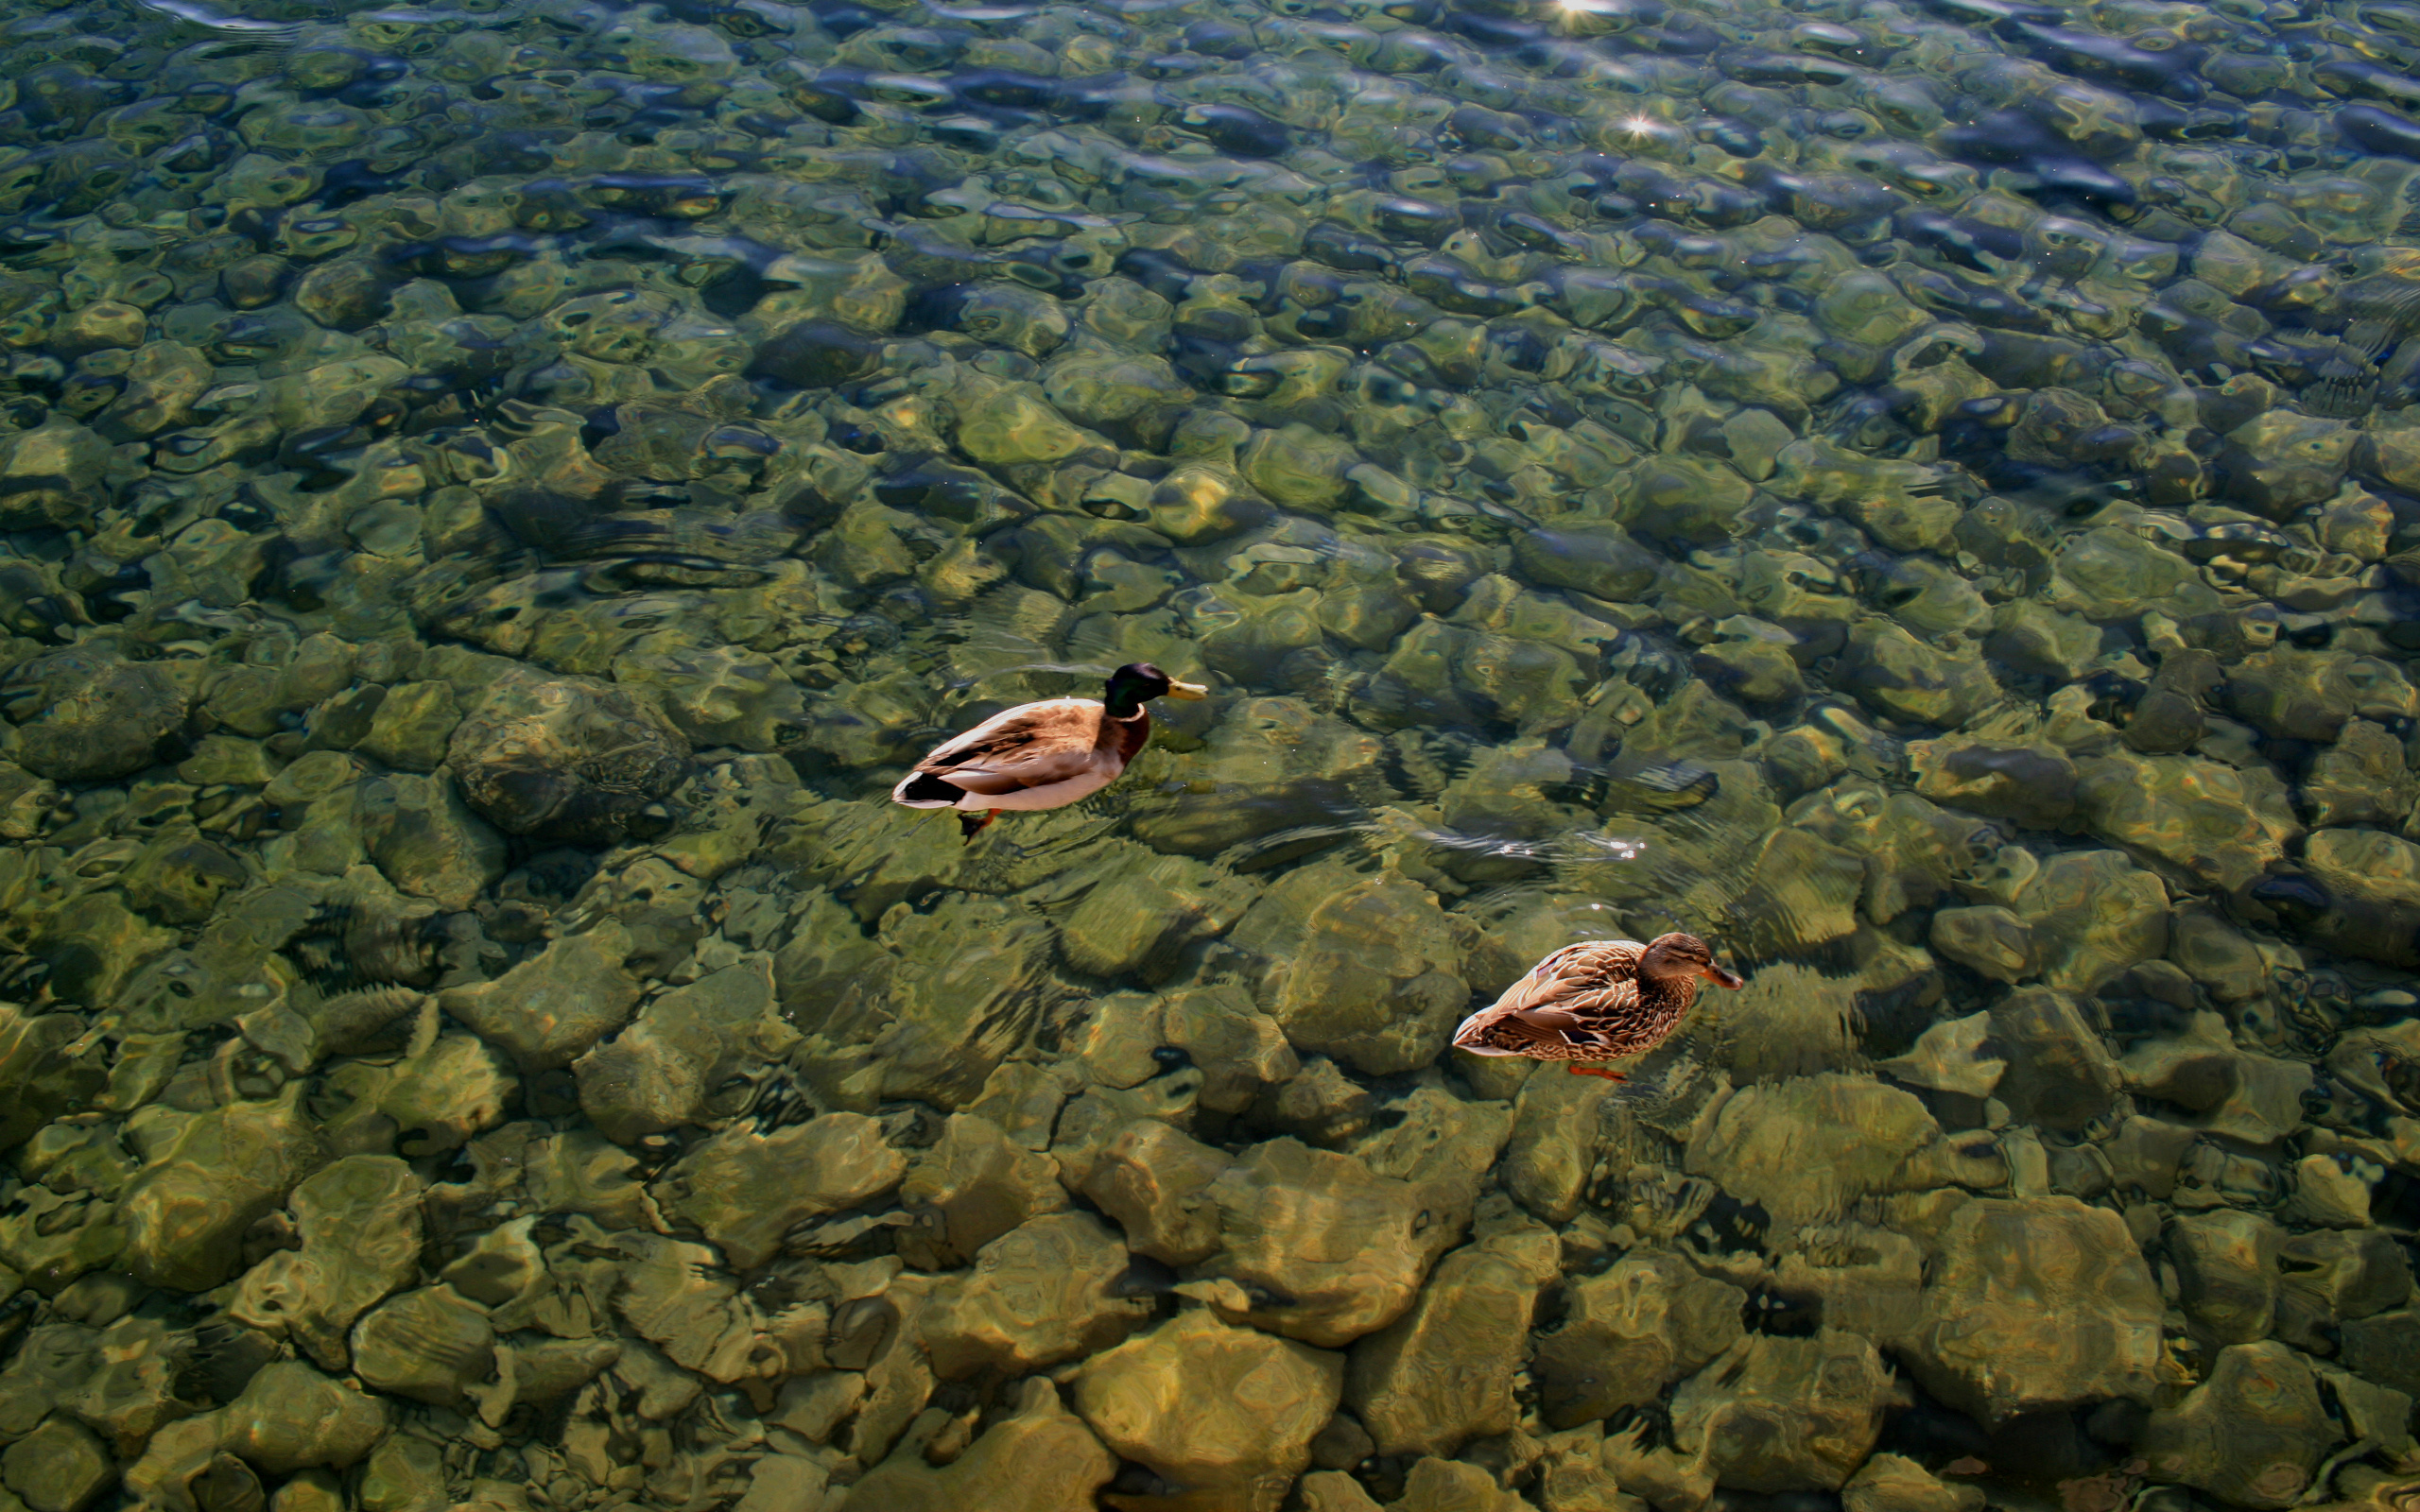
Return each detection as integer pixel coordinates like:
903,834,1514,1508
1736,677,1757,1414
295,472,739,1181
1451,934,1743,1080
891,662,1208,841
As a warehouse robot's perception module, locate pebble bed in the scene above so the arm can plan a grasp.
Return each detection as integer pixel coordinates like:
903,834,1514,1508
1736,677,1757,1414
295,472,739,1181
3,0,2420,1506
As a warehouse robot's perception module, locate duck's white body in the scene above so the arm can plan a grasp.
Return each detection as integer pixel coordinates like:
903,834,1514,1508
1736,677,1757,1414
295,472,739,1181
890,697,1145,814
891,664,1207,841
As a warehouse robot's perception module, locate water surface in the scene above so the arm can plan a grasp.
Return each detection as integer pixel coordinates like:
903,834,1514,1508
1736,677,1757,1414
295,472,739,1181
0,0,2417,1506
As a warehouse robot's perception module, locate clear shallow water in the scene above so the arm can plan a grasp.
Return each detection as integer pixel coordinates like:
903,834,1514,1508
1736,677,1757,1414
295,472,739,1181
0,0,2418,1505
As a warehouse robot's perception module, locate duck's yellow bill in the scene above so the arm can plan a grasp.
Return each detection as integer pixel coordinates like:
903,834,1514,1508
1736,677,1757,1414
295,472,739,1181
1167,679,1210,700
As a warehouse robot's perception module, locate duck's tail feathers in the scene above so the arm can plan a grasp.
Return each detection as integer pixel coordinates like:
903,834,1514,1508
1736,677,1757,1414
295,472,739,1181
1451,1009,1516,1052
893,770,964,807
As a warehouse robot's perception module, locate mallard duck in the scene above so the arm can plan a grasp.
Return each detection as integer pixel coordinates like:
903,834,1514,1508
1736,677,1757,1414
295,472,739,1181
891,662,1208,841
1451,933,1743,1080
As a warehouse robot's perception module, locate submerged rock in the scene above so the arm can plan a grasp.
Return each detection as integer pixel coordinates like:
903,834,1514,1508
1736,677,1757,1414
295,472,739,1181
1231,864,1472,1076
922,1211,1152,1379
2225,648,2408,744
1843,1454,1984,1512
2,648,186,782
894,1111,1068,1270
793,889,1069,1109
2303,718,2416,829
446,675,687,843
2273,826,2420,969
2135,1341,2333,1509
1191,1138,1461,1348
441,922,641,1070
847,1378,1115,1512
1683,1074,1961,1229
1056,850,1255,986
350,1285,496,1407
2279,1230,2411,1354
2073,751,2301,897
1836,622,1996,729
358,773,504,912
1531,1249,1746,1432
1910,738,2077,832
1668,1331,1904,1492
220,1360,387,1474
1080,1120,1230,1267
2016,850,2169,993
229,1155,422,1369
2,1418,113,1512
2169,1210,2284,1346
1902,1196,2162,1423
1989,988,2124,1133
574,958,798,1143
320,1030,515,1159
119,1086,321,1293
1074,1309,1344,1507
657,1111,905,1270
1928,906,2038,984
1126,697,1377,858
1499,1064,1619,1223
1344,1219,1559,1456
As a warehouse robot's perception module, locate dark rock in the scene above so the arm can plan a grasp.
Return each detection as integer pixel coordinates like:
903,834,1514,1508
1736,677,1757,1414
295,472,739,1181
747,320,880,389
446,675,688,844
1,647,186,782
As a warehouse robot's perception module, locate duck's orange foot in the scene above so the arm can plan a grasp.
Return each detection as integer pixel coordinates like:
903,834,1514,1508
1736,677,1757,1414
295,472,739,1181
1566,1064,1627,1081
958,810,998,843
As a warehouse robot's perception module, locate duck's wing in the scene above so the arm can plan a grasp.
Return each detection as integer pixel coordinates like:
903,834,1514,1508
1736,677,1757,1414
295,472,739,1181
1509,939,1646,1017
1530,938,1645,988
1458,1006,1581,1052
1451,939,1644,1047
909,699,1106,795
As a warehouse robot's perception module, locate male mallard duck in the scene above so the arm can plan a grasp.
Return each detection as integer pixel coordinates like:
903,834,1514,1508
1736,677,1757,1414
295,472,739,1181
891,662,1208,841
1451,934,1743,1080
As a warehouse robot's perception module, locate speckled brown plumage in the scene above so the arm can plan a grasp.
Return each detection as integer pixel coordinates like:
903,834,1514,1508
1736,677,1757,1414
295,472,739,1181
1451,933,1744,1080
